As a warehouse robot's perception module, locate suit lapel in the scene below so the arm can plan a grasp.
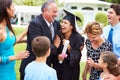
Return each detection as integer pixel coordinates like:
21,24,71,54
38,15,53,41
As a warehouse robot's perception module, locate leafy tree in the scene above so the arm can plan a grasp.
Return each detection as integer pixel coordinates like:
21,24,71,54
100,0,120,4
119,0,120,4
13,0,59,6
13,0,23,5
74,11,84,28
22,0,46,6
95,12,108,27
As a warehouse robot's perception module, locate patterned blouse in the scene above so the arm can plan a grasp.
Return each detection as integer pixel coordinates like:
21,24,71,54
86,39,112,80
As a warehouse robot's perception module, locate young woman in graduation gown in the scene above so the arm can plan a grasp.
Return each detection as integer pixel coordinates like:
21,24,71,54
53,10,85,80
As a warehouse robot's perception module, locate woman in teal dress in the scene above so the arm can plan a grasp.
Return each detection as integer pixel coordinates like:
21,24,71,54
0,0,29,80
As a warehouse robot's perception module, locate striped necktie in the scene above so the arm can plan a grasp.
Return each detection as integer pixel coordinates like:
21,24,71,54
49,23,54,39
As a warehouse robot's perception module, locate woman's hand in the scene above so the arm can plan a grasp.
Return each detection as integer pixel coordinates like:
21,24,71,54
87,57,95,67
54,35,61,48
58,54,65,61
82,68,88,80
9,50,29,60
15,50,29,60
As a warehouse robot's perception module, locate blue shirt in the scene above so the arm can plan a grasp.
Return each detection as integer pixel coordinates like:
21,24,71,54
102,22,120,59
24,61,58,80
98,77,101,80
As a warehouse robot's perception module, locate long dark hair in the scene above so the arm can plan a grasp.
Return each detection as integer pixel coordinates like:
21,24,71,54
101,51,120,76
0,0,15,35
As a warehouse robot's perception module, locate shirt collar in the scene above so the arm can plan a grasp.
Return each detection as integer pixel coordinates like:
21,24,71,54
43,16,53,27
43,17,50,27
111,22,120,30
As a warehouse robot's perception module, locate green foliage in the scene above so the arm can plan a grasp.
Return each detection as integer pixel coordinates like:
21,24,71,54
15,43,26,80
13,0,24,5
13,0,59,6
22,0,44,6
14,27,27,80
100,0,120,4
95,12,108,27
73,11,84,28
57,2,64,7
14,27,26,36
107,0,119,3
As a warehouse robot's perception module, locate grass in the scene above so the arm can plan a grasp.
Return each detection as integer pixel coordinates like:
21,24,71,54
14,43,26,80
14,27,27,80
14,27,89,80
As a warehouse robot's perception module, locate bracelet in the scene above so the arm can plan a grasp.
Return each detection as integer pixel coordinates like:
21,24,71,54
1,56,9,64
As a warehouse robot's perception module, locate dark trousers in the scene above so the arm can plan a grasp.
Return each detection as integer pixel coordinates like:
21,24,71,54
20,74,24,80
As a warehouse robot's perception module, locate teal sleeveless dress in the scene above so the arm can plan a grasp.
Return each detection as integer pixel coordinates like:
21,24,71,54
0,27,16,80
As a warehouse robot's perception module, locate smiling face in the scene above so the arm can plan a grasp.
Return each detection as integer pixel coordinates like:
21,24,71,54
107,8,120,25
7,2,15,18
84,22,103,43
87,33,100,43
44,2,58,23
60,19,73,34
98,54,108,70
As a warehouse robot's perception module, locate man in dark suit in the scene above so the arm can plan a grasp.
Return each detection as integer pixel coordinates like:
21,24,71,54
19,1,61,80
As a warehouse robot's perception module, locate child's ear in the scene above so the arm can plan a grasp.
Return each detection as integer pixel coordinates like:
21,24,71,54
46,48,50,57
6,8,10,13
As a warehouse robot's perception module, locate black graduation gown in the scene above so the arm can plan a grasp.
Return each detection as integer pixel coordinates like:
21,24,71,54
53,32,84,80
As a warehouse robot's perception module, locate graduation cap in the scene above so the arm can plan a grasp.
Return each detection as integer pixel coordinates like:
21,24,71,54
63,9,82,32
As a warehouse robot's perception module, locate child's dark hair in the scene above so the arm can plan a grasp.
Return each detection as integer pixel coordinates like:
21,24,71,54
101,51,120,76
32,36,50,57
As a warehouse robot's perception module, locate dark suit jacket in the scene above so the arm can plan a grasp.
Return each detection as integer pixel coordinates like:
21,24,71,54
20,14,60,76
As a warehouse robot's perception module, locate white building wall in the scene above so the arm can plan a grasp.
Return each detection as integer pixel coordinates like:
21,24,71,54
63,1,110,27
